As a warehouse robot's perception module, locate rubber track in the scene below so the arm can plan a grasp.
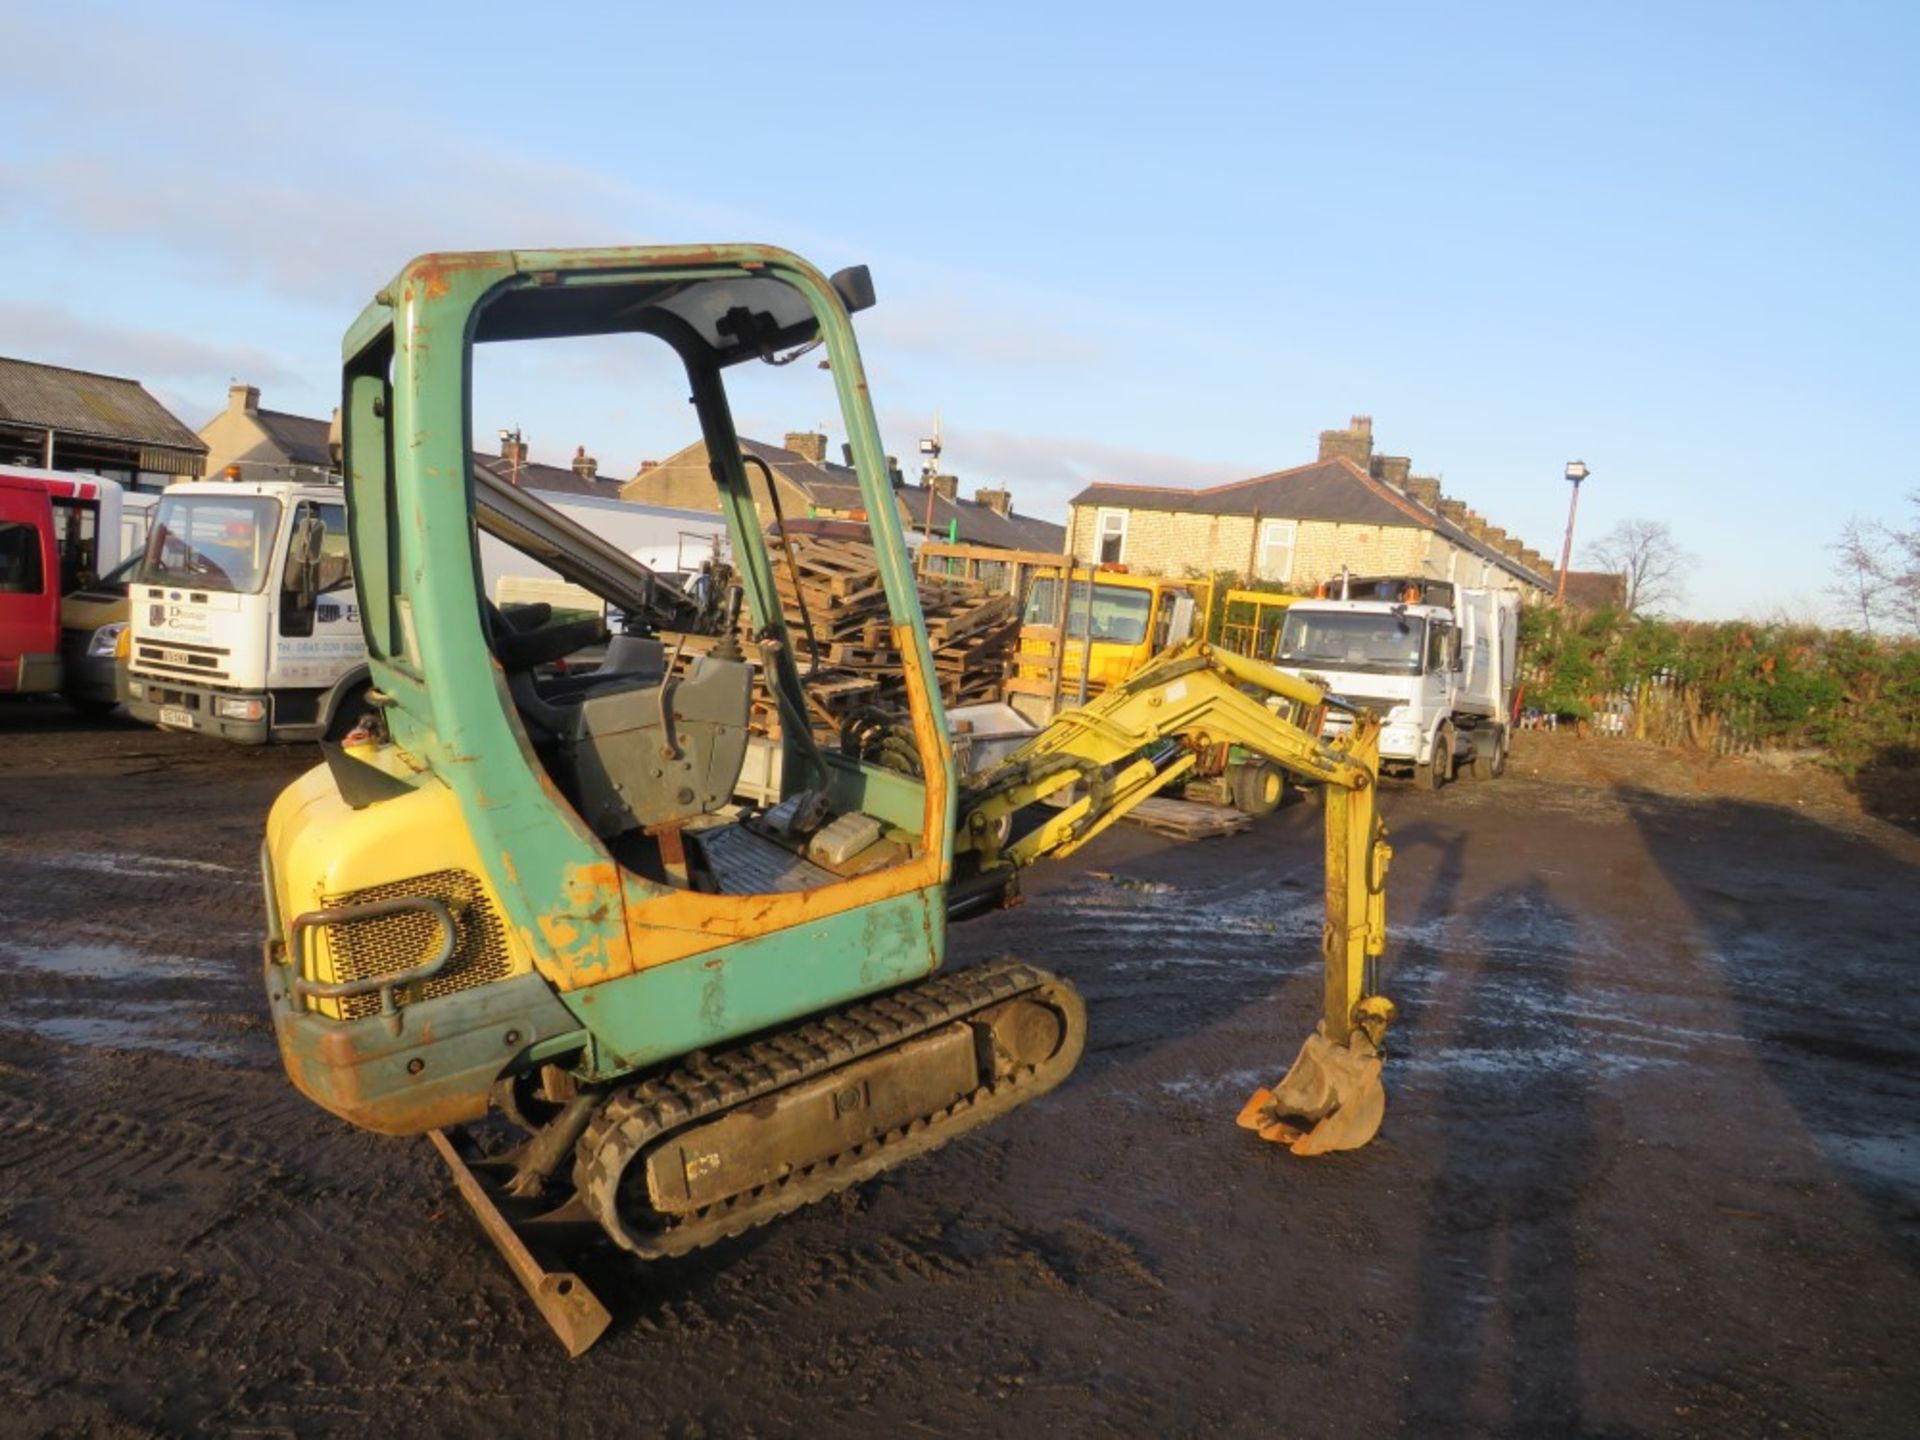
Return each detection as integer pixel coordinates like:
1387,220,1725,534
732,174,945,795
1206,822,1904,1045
573,958,1085,1259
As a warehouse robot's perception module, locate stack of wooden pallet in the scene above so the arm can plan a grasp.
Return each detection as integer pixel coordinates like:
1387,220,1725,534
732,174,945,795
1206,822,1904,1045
767,535,1021,713
652,630,884,742
659,535,1023,742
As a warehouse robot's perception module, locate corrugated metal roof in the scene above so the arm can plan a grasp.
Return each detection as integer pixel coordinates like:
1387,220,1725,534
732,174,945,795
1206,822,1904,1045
0,356,206,454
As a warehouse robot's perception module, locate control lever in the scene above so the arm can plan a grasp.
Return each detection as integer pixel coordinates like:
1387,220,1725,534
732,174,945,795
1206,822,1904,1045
710,585,746,662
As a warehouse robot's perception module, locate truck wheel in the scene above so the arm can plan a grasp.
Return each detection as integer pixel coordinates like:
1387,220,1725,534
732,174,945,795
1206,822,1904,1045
1231,761,1285,816
1417,723,1454,790
323,682,373,743
1470,725,1508,780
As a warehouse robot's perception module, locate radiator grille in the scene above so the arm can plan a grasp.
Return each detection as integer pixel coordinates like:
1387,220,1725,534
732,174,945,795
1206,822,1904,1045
318,869,512,1020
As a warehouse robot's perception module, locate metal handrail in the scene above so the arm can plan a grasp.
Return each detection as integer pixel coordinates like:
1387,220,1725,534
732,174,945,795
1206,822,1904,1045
287,895,457,1018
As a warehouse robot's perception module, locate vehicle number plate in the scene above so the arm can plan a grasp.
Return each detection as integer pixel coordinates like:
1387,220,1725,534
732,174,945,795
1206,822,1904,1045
157,706,196,730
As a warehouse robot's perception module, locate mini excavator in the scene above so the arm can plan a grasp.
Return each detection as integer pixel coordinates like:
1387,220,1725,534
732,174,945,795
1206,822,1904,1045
260,246,1395,1354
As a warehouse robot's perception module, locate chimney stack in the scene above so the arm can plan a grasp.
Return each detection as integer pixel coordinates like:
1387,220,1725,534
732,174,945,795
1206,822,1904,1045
1370,454,1411,488
1436,497,1469,527
1404,475,1442,510
229,383,261,416
571,444,599,481
1317,415,1374,468
973,486,1013,517
929,473,959,502
784,430,828,464
500,432,529,464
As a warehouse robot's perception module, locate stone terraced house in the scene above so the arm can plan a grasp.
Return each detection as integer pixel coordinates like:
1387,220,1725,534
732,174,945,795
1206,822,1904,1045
1067,416,1555,599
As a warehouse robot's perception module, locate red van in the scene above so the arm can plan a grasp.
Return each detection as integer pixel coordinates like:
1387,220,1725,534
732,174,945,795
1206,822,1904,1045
0,474,62,694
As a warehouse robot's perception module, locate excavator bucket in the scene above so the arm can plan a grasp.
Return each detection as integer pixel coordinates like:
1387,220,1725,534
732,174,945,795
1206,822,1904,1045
1236,1022,1386,1156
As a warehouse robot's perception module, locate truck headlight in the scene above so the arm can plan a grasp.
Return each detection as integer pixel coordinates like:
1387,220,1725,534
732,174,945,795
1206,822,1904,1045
88,622,128,657
215,697,266,722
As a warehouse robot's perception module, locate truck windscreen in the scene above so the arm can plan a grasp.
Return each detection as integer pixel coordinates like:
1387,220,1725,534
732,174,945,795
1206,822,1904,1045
1022,579,1152,645
1277,610,1426,675
142,495,281,594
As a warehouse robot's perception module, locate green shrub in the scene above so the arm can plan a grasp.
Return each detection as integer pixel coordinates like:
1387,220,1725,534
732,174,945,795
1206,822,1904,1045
1519,608,1919,765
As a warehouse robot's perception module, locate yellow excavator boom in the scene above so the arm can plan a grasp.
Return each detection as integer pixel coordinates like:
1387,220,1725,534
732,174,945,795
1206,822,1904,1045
958,639,1395,1153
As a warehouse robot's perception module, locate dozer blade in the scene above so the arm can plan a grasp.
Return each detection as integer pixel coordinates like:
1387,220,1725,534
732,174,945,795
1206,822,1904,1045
1236,1022,1386,1156
427,1128,612,1358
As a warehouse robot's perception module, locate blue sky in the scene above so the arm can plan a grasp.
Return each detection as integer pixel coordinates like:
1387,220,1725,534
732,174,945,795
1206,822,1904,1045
2,0,1914,619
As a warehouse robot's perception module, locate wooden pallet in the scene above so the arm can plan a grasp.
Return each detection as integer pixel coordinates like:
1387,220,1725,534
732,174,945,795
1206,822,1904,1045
1121,797,1252,840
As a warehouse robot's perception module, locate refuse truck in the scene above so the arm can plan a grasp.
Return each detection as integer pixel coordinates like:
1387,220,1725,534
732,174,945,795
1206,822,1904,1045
1271,575,1517,787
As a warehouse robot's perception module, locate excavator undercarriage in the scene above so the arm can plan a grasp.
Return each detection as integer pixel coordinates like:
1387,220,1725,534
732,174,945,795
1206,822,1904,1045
389,638,1392,1352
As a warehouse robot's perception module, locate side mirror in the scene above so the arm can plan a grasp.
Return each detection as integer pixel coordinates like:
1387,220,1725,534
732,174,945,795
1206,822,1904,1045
830,265,876,315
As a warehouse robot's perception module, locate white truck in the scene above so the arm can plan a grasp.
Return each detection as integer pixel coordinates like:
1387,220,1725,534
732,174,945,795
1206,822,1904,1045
125,475,367,742
124,467,721,743
1271,577,1518,788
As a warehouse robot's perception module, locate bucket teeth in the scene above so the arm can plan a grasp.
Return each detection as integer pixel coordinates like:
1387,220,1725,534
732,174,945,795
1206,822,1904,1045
1237,1023,1387,1156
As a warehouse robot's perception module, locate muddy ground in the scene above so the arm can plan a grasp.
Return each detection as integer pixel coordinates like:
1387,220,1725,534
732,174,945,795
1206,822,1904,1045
0,702,1914,1438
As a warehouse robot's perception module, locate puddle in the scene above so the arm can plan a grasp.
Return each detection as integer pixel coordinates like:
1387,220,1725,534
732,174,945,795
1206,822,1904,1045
1815,1132,1920,1190
0,938,230,982
0,999,246,1063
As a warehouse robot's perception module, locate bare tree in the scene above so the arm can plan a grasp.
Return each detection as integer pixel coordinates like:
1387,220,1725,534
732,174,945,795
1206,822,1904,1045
1828,516,1892,634
1888,490,1920,634
1830,492,1920,635
1585,518,1690,615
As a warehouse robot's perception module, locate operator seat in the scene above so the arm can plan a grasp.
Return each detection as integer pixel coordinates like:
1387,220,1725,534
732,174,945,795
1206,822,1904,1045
480,598,751,839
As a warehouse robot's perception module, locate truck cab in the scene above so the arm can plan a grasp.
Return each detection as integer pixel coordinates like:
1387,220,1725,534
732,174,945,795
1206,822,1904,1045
124,476,367,742
1008,567,1210,715
0,466,142,704
1272,577,1516,786
0,476,61,695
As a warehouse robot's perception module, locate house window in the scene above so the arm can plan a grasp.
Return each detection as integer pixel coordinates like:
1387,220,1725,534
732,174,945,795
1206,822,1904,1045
1096,509,1127,564
1255,519,1296,582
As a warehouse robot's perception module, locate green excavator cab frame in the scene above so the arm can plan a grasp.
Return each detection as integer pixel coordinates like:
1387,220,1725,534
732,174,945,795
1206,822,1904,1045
323,246,960,1083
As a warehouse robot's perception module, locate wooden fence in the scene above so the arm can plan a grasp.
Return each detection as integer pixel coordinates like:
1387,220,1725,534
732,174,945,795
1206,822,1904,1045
1516,667,1765,754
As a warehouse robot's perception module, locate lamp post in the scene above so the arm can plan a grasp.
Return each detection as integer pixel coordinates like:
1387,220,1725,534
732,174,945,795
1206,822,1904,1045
1554,460,1589,607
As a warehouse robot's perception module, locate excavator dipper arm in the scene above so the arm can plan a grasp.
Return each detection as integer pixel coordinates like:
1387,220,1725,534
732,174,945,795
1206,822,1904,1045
957,641,1395,1154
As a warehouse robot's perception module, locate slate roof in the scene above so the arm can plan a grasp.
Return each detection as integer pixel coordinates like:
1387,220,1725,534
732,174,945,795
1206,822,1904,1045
894,479,1065,552
0,356,206,454
1072,458,1551,590
253,408,335,469
1561,570,1628,609
629,435,1063,551
473,452,631,501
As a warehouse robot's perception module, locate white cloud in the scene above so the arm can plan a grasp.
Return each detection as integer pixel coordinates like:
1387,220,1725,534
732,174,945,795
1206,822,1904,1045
879,409,1254,521
0,300,304,397
860,291,1104,370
